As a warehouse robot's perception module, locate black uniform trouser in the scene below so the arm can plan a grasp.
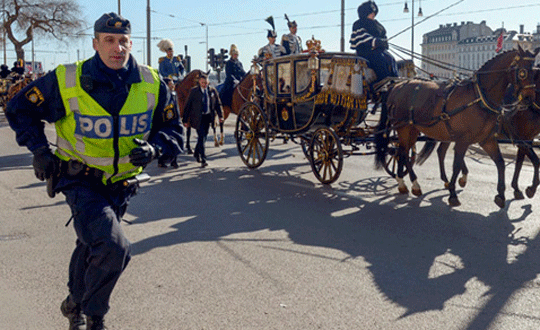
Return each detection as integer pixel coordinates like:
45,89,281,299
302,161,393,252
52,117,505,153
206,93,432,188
62,183,134,317
362,50,398,83
194,113,213,161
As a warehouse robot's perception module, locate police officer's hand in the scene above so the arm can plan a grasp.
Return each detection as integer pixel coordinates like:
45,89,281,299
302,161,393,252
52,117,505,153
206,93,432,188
32,146,59,181
129,138,158,167
374,38,388,50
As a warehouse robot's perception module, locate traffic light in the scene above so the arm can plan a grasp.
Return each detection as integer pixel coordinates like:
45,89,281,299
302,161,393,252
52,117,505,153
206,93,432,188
207,48,215,68
219,48,228,66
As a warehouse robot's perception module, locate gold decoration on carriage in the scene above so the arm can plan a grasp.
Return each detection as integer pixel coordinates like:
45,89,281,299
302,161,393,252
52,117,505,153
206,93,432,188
315,56,368,111
281,107,289,121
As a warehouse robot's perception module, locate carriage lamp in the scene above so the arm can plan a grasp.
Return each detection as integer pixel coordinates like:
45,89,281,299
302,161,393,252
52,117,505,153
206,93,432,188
308,55,319,71
251,63,260,75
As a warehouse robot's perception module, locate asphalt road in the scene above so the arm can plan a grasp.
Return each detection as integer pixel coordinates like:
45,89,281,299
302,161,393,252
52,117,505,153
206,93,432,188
1,116,540,330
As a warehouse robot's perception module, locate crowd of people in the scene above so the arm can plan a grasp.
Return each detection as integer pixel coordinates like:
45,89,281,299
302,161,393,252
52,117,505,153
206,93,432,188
3,2,397,329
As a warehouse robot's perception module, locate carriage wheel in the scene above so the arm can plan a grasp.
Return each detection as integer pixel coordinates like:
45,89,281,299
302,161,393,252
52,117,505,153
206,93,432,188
309,127,343,184
235,102,269,168
300,134,312,162
383,138,416,178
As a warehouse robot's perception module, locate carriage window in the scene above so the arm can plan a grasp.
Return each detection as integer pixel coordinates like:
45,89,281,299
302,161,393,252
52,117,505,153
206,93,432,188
277,62,291,95
265,63,275,96
295,60,310,94
319,59,332,87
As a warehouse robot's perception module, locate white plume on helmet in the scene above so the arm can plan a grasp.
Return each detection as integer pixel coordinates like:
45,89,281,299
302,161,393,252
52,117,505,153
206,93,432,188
157,39,174,53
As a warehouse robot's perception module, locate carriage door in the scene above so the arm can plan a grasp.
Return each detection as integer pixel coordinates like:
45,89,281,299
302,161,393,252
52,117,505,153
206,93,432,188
274,61,294,131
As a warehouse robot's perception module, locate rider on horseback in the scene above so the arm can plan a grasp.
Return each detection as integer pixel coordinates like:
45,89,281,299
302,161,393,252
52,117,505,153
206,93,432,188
219,44,246,108
157,39,185,83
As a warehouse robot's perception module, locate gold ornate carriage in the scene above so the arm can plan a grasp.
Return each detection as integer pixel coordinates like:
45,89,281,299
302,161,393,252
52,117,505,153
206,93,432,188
234,40,404,184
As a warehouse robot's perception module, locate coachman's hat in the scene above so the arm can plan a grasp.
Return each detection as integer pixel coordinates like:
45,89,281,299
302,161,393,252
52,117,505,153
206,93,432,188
357,1,378,19
94,12,131,34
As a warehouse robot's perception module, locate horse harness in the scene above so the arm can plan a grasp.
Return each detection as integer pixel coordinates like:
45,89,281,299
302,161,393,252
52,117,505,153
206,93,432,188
395,56,537,140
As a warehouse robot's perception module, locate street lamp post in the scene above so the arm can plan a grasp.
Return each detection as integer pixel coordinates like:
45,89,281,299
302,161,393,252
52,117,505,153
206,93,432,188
340,0,345,52
146,0,151,66
403,0,423,60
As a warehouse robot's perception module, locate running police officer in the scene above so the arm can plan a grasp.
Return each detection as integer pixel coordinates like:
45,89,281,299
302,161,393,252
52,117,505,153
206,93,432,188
5,13,184,330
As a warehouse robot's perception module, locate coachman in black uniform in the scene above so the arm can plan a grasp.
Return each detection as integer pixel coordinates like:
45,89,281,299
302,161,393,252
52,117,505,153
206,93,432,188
349,1,398,84
5,13,183,330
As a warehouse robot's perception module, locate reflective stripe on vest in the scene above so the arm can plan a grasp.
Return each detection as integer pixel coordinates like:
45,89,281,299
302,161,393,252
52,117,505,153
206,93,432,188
54,60,160,184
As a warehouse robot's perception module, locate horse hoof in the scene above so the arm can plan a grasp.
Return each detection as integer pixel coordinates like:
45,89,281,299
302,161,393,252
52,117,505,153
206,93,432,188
398,186,409,194
526,187,536,199
458,177,467,188
494,195,505,208
412,188,422,197
448,196,461,207
514,190,525,200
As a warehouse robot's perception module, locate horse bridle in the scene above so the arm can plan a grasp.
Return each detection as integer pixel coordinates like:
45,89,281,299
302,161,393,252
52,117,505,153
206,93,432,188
473,55,537,113
509,55,537,102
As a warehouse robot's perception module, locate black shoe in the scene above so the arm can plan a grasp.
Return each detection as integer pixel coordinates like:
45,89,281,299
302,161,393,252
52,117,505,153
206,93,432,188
171,160,179,168
201,160,208,168
60,296,86,330
187,147,193,154
87,315,108,330
158,162,168,168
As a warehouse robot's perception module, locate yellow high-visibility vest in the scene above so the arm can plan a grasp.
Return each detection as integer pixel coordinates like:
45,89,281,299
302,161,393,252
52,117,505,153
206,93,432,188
54,60,160,184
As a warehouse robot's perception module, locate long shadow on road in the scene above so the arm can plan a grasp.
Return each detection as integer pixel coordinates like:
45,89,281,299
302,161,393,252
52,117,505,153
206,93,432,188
127,160,540,327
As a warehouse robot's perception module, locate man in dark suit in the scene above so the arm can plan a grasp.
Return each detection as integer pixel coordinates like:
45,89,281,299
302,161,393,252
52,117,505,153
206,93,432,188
182,72,223,167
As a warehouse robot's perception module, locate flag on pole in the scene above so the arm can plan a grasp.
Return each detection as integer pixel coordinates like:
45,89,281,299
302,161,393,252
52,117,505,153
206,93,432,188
496,31,504,53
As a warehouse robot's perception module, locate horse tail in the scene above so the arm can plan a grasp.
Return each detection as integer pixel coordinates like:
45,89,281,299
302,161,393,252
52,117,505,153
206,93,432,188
416,139,437,165
374,97,390,169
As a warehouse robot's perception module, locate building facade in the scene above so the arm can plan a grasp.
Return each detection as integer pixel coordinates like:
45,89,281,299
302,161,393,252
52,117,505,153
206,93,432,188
421,21,540,79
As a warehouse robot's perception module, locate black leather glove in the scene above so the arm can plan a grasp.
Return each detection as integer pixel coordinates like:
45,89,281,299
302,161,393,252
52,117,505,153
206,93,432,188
374,38,388,50
32,146,59,181
129,138,158,167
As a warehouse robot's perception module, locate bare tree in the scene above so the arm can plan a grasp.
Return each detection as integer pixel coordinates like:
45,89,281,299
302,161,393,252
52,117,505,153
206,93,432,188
2,0,83,63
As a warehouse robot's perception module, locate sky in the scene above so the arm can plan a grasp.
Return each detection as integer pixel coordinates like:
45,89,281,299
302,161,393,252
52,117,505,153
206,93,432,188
18,0,540,73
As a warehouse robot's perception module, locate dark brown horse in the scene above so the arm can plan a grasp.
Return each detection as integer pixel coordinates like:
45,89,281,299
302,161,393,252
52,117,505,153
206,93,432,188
419,58,540,200
221,72,263,120
375,47,537,208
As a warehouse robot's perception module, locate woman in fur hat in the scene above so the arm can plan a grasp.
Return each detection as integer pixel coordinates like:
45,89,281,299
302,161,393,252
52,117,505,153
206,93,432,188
220,44,246,107
157,38,185,82
349,1,397,83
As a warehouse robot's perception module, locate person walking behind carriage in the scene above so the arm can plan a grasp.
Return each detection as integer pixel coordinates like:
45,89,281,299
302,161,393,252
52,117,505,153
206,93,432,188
349,1,398,85
281,14,303,55
158,77,185,168
157,38,185,83
183,71,223,167
258,16,287,60
5,12,183,330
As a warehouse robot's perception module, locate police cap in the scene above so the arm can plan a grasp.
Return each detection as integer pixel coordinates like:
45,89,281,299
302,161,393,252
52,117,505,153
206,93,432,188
94,12,131,35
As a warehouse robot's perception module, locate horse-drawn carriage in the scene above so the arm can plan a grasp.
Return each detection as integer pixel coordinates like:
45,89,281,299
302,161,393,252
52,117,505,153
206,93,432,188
234,44,540,208
235,50,406,184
